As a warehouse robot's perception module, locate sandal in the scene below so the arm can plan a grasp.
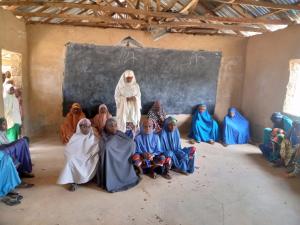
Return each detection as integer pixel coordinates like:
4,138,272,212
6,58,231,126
69,183,78,192
162,173,172,180
20,172,35,178
150,172,157,179
18,181,34,189
1,196,21,206
7,193,23,201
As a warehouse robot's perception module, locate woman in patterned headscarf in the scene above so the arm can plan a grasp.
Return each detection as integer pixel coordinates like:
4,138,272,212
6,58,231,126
60,103,86,144
147,101,167,133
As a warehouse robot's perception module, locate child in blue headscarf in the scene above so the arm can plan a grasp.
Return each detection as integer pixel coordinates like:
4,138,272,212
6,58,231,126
189,103,219,144
222,107,250,146
132,119,172,179
160,117,196,174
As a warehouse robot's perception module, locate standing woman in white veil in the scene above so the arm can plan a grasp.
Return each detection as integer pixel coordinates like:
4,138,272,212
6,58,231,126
114,70,141,132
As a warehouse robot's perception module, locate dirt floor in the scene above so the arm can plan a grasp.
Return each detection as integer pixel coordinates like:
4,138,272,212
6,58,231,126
1,135,300,225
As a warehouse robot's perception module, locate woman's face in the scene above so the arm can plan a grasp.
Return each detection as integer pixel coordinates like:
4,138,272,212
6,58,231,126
167,122,176,132
80,124,91,135
9,87,14,95
0,120,7,131
126,76,133,83
72,107,81,114
198,106,206,113
229,111,235,118
99,107,107,114
106,122,118,135
143,121,153,134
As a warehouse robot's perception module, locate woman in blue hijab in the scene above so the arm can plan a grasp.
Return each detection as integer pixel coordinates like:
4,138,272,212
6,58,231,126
189,104,219,144
222,107,250,146
259,112,292,160
160,117,196,174
133,119,172,179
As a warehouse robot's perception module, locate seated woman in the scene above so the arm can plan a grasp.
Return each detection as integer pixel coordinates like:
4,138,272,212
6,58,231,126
0,117,33,177
147,101,167,133
160,117,196,174
132,119,172,179
259,112,292,160
60,103,86,144
0,151,22,206
222,107,250,146
92,104,112,136
189,103,219,144
280,121,300,177
57,118,99,191
97,118,139,192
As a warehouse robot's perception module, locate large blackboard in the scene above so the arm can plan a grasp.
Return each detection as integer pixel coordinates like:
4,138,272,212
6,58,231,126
63,43,221,117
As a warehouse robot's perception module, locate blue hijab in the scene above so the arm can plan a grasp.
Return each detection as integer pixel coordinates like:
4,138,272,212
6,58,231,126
160,117,181,152
287,121,300,147
134,124,163,155
189,104,219,142
223,107,250,145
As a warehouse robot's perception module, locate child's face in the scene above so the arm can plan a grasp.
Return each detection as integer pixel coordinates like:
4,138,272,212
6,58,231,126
198,106,206,113
80,124,91,135
106,122,118,135
72,108,81,114
0,120,7,131
143,121,153,134
167,122,176,132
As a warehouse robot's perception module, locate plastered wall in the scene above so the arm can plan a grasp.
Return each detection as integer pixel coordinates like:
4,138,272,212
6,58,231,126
27,24,247,136
242,24,300,141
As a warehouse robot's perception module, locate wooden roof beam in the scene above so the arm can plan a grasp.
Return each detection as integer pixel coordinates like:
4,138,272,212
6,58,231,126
0,1,292,25
204,0,300,11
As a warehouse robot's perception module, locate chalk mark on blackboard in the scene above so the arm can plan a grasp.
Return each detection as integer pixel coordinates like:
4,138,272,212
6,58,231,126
118,50,137,65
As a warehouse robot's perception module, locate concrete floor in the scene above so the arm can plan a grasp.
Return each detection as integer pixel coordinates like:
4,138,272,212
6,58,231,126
1,135,300,225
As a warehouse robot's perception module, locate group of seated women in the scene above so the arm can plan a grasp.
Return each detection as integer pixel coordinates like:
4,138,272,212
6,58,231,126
259,112,300,178
0,117,34,206
58,100,253,192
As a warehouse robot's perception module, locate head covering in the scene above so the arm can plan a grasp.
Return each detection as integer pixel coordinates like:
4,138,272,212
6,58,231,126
3,83,22,129
147,101,167,129
271,112,284,128
57,118,99,185
71,103,81,110
60,103,86,144
92,104,112,133
134,119,162,155
116,70,139,98
105,118,117,127
114,70,141,132
160,117,182,152
189,103,219,142
223,107,250,144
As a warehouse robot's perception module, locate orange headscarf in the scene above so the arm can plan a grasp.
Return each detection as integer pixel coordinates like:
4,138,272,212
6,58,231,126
92,104,112,134
60,103,86,144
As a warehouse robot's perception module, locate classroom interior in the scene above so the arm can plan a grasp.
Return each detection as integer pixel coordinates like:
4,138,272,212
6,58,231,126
0,0,300,224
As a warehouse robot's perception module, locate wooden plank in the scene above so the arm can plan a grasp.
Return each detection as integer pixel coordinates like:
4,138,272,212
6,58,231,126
180,0,200,14
21,11,266,32
14,12,148,25
156,0,161,11
0,1,292,25
204,0,300,11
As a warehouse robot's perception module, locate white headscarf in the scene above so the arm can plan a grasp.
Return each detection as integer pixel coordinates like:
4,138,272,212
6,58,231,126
57,118,99,184
114,70,141,132
3,83,22,129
